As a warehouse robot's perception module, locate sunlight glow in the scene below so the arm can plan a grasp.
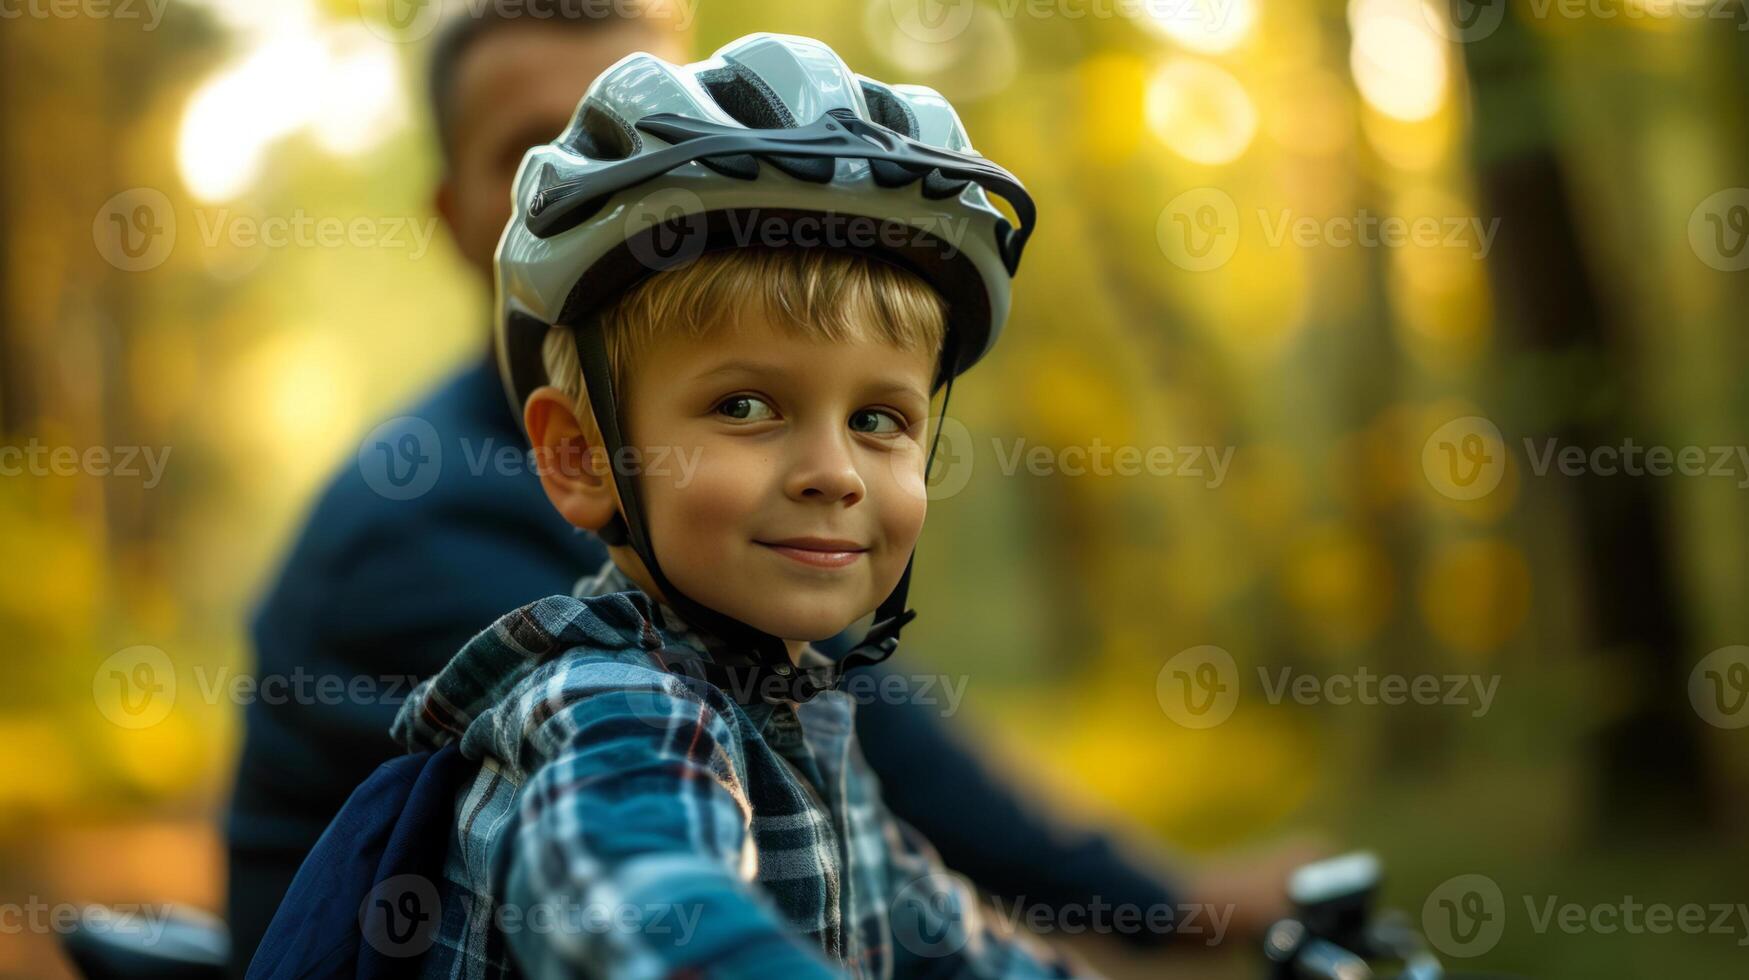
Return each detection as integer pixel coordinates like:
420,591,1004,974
1137,0,1257,54
177,12,406,202
1146,58,1258,165
1348,0,1449,122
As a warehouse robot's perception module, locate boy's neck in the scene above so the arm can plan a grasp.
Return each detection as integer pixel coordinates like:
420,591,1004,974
606,546,805,667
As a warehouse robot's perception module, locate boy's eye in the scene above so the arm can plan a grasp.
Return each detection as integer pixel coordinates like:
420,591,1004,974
849,409,904,435
715,395,776,422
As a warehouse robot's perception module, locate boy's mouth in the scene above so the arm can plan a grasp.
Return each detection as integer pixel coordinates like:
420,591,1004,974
755,537,868,569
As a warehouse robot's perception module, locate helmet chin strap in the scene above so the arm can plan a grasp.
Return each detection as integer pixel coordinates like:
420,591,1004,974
570,319,955,705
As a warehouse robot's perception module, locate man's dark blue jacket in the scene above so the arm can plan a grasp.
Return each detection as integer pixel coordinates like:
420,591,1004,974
226,354,1178,973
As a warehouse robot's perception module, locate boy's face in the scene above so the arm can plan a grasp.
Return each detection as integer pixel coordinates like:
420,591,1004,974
619,312,938,645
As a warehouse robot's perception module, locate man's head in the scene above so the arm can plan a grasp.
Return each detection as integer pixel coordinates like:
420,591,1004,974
427,1,689,278
525,247,948,655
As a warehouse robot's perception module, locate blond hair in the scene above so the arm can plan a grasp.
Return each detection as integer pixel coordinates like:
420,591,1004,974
542,247,949,415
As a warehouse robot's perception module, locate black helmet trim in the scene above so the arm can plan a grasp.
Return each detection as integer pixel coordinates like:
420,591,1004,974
526,108,1035,277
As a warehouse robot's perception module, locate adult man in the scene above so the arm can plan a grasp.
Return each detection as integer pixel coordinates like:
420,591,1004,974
226,4,1296,972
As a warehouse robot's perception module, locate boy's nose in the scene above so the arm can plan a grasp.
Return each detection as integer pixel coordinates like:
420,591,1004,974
785,430,866,505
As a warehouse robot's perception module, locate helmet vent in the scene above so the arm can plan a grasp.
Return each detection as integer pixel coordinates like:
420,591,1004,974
858,81,920,139
696,62,835,184
564,103,640,161
698,63,797,130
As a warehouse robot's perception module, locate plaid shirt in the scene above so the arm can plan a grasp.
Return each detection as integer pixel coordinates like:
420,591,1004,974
390,561,1081,980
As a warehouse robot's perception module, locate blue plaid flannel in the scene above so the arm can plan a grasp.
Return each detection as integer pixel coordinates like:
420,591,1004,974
389,560,1081,980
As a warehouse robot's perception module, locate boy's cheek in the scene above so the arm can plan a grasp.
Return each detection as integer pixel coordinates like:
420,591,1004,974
879,451,932,513
877,469,929,550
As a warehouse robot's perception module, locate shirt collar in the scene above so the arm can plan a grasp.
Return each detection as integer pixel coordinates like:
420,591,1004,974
569,559,841,732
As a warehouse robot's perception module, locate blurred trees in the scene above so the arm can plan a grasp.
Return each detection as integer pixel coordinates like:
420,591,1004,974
1,2,1746,976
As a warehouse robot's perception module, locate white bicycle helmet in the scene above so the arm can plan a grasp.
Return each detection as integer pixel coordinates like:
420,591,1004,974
492,33,1036,702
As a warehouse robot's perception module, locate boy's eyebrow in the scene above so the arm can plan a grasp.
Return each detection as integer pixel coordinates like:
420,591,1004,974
863,379,931,404
691,360,930,403
689,359,786,382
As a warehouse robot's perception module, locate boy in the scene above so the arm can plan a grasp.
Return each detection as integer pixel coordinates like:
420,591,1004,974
392,33,1067,978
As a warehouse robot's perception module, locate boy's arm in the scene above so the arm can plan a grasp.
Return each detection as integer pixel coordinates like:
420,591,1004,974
855,665,1185,940
495,669,841,980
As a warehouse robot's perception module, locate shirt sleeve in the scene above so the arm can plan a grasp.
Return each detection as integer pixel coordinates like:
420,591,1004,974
495,665,843,980
877,783,1087,978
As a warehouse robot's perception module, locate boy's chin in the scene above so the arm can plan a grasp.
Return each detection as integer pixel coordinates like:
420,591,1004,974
738,608,865,646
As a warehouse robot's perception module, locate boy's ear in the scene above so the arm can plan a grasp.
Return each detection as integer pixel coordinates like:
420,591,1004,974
524,386,620,533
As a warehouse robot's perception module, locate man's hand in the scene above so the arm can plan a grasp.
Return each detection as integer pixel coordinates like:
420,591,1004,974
1183,835,1330,944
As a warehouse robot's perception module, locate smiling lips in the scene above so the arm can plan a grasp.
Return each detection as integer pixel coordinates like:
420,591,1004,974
757,537,868,569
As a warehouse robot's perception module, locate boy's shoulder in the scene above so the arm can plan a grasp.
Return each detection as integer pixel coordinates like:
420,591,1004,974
390,589,742,756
